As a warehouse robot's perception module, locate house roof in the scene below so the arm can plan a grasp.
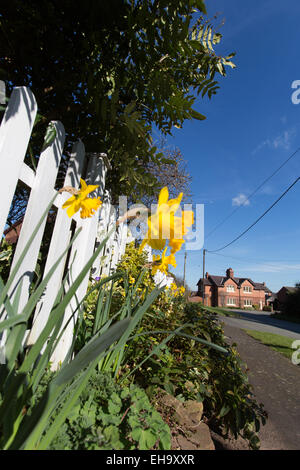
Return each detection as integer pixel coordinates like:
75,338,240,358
283,286,297,292
197,278,213,286
197,272,272,293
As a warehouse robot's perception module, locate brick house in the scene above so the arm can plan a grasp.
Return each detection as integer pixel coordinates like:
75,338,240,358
272,286,297,311
197,267,272,310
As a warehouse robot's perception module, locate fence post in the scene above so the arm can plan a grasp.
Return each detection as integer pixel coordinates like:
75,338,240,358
98,198,117,278
0,87,37,238
109,226,121,273
117,222,127,262
7,121,65,314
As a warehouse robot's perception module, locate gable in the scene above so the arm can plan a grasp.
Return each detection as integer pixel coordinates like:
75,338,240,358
223,277,239,287
239,278,255,288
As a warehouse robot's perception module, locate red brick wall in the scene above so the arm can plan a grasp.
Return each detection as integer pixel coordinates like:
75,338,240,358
198,277,267,309
206,279,266,309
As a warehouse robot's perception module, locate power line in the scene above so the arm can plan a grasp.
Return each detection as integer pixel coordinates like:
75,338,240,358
207,176,300,253
205,146,300,241
208,251,300,269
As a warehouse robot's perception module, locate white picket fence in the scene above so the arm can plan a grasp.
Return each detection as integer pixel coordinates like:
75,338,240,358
0,86,132,368
0,86,176,368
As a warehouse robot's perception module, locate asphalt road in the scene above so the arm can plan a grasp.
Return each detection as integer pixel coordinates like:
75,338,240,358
220,309,300,340
217,312,300,450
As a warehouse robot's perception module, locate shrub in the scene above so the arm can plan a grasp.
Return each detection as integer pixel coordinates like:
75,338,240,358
47,371,171,450
281,285,300,318
252,304,260,311
120,301,267,449
77,242,186,353
0,239,14,283
263,305,272,312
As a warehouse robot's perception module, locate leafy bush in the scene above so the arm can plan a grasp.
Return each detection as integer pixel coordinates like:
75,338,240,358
263,305,272,312
252,304,259,311
120,301,267,449
281,284,300,318
0,239,14,283
47,371,171,450
77,242,186,353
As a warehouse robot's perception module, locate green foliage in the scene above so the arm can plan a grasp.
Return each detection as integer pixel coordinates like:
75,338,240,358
0,0,235,202
47,371,171,450
0,200,164,450
78,242,171,346
263,305,272,312
281,284,300,318
0,239,14,283
121,301,267,449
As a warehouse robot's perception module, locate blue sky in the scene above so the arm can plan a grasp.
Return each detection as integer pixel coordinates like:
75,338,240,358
165,0,300,293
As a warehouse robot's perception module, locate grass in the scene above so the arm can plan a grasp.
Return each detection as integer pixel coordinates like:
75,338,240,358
211,306,242,318
243,329,297,361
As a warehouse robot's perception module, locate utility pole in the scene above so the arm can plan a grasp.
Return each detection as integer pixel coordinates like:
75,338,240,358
202,248,206,305
183,251,187,289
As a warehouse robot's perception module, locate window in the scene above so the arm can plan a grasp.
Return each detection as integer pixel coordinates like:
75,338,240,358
226,285,235,292
244,299,252,307
227,298,236,306
243,286,252,293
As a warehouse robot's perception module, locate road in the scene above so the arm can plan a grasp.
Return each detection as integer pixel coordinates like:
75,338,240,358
220,309,300,340
216,311,300,450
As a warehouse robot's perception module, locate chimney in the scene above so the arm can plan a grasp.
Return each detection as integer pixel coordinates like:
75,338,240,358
205,272,209,279
226,268,234,279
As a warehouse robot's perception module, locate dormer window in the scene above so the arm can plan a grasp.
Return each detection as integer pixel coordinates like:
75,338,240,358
226,285,235,292
243,286,252,293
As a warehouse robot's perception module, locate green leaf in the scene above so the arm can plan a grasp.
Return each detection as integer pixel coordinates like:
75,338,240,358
190,109,206,121
218,404,230,418
52,317,131,387
131,427,157,450
194,0,207,14
159,429,171,450
42,122,57,151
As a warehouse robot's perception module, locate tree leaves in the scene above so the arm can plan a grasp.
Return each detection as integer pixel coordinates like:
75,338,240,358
1,1,235,201
190,109,206,120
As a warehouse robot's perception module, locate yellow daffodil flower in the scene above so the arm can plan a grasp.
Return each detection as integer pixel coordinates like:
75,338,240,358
139,186,194,276
139,187,182,251
169,210,194,254
61,178,102,218
139,186,194,256
152,247,177,276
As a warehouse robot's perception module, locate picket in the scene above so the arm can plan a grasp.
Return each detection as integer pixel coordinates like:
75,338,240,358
0,87,37,238
8,121,65,314
99,199,117,278
93,190,112,279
